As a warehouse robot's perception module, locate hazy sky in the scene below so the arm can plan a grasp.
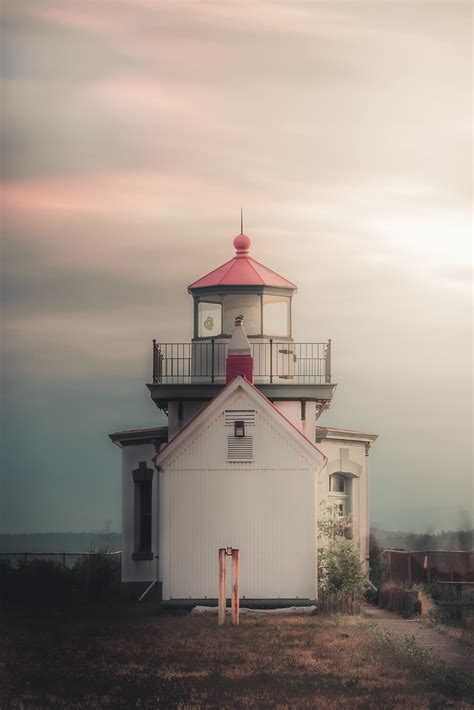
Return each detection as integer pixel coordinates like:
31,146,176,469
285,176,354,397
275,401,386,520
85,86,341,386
1,1,472,533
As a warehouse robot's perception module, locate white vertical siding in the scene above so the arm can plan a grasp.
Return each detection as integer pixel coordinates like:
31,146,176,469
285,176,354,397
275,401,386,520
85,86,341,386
160,394,318,600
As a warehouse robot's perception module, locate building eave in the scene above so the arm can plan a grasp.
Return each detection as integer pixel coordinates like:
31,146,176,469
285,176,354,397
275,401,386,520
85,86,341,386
147,382,336,407
316,426,378,445
109,426,168,448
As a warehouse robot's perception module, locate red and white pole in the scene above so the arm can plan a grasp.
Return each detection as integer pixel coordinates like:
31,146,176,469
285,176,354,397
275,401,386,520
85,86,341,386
231,548,240,625
218,548,227,626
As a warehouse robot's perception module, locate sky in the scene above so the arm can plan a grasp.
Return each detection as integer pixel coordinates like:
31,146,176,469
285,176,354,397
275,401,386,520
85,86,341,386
1,0,472,534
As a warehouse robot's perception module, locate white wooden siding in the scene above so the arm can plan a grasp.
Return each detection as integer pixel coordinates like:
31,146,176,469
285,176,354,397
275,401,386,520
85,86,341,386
159,392,318,600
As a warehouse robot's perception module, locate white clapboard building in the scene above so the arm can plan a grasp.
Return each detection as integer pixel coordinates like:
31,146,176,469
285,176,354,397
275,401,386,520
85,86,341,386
110,231,377,605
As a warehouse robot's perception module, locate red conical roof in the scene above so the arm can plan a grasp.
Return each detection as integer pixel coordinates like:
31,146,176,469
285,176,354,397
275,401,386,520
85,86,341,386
188,234,297,291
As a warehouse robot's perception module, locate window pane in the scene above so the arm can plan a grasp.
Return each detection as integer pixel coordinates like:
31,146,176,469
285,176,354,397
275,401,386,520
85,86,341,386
198,302,222,337
223,295,261,335
330,474,346,493
263,295,289,337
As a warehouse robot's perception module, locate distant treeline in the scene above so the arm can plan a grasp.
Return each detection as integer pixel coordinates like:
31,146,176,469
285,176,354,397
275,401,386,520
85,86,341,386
371,528,473,552
0,532,121,553
1,529,472,554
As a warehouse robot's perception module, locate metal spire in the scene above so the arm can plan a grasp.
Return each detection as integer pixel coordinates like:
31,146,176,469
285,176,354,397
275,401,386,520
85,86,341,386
240,207,243,234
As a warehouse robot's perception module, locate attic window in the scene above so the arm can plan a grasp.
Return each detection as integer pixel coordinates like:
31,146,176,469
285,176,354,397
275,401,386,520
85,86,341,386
227,435,253,462
225,410,256,426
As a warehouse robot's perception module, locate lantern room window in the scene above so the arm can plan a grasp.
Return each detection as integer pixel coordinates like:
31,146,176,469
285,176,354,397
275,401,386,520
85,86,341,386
263,294,290,338
198,301,222,337
223,294,261,336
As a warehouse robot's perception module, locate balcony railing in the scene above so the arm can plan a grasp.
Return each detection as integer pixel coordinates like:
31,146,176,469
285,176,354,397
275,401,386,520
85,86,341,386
152,340,331,385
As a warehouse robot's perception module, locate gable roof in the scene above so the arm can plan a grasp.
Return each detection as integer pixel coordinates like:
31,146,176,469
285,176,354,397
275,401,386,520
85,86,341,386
154,375,327,468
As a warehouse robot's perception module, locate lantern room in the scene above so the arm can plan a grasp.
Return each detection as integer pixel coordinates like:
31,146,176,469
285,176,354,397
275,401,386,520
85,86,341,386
188,233,297,341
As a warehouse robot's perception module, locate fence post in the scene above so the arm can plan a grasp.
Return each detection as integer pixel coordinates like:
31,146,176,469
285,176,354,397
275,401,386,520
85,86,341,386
62,553,66,567
152,339,157,383
218,548,226,626
231,549,240,626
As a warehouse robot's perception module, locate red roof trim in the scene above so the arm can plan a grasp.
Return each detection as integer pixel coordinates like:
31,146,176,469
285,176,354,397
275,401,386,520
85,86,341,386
152,381,236,461
247,380,327,461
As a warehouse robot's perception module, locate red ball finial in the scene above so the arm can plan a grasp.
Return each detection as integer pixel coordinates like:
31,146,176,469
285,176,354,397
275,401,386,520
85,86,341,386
233,233,251,255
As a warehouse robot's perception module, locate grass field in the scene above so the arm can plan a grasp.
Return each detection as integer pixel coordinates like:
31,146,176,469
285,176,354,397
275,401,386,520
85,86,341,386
1,603,472,708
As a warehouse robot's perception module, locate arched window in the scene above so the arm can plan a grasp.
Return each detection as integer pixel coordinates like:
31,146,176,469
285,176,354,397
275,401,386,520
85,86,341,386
328,474,352,530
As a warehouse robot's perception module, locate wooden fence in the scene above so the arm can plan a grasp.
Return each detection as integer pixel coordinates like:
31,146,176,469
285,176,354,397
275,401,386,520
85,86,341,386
378,585,421,617
319,593,361,614
378,549,474,584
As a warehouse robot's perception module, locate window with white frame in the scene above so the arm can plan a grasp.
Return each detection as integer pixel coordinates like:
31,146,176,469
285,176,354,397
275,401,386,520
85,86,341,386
328,473,351,516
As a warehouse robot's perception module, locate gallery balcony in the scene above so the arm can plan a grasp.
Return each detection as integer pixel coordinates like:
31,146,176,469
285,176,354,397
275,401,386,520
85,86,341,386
152,340,332,385
148,340,336,413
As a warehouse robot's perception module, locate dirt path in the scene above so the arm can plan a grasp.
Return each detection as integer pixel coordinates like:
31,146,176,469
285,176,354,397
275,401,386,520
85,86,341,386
363,603,474,673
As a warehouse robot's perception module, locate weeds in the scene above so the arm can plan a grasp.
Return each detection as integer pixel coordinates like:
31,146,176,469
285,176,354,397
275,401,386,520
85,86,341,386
363,620,474,701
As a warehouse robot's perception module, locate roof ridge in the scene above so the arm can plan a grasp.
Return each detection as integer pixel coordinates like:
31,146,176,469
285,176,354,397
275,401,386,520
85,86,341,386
247,256,297,288
244,258,266,285
188,257,234,289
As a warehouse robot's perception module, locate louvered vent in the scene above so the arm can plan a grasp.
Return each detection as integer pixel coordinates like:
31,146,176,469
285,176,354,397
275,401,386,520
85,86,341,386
224,410,256,426
227,436,253,462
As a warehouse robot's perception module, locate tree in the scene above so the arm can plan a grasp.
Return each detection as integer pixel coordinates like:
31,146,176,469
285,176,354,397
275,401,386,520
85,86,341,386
317,501,367,598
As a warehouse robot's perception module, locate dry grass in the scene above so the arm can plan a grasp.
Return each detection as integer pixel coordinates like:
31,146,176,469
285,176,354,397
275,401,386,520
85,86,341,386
1,603,472,709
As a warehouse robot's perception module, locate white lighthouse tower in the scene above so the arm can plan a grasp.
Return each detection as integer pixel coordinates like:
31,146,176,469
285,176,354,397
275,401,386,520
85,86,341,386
110,228,377,603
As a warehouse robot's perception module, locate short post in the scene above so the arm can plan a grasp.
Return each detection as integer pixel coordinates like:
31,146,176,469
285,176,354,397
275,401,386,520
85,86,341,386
269,339,273,383
218,548,227,626
211,339,215,384
325,339,332,384
231,549,240,626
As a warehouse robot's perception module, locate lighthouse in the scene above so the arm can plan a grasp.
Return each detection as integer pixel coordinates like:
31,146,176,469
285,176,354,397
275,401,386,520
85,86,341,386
151,231,335,440
110,228,377,603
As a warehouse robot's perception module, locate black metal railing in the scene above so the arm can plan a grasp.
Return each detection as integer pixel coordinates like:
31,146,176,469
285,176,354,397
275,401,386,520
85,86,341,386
152,340,331,385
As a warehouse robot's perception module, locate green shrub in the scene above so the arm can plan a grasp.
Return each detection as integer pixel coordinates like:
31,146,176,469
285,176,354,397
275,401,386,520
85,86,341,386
0,559,76,609
0,554,121,608
73,553,121,602
318,502,367,599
